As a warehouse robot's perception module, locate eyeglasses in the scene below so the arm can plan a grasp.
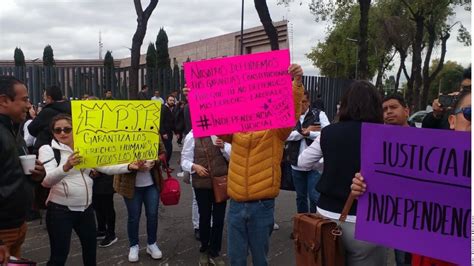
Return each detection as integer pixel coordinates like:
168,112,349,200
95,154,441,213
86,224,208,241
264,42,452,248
53,127,72,134
454,106,471,122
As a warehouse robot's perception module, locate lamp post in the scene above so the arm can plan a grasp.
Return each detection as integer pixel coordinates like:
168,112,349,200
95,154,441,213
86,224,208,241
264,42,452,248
346,37,358,80
240,0,244,55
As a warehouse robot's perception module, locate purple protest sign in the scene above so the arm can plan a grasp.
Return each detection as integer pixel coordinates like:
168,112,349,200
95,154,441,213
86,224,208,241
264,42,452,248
184,50,294,137
356,123,471,265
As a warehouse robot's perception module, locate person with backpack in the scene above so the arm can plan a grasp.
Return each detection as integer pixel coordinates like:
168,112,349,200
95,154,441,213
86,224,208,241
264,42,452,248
285,91,329,214
38,114,151,266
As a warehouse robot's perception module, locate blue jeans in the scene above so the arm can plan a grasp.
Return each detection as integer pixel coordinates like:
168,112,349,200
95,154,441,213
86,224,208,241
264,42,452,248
292,169,320,213
227,199,274,266
123,185,159,247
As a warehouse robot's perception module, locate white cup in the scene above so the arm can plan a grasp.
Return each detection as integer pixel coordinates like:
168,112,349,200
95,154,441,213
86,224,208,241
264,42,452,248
210,135,218,145
19,155,36,175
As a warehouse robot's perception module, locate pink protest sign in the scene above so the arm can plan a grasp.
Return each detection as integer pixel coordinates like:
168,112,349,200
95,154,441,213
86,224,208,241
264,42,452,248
184,49,295,137
356,123,471,265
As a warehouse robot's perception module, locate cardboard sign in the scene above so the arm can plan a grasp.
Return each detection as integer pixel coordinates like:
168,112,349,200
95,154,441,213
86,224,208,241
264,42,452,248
184,49,295,137
71,101,161,168
356,123,471,265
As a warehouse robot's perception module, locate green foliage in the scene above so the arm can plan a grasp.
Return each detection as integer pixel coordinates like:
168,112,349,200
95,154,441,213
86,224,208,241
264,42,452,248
156,28,170,69
457,24,471,46
428,60,464,101
42,45,55,66
103,51,114,68
14,48,25,66
146,43,157,68
307,4,395,79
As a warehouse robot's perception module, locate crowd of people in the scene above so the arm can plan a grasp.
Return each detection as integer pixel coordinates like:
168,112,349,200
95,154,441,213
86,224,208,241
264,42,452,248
0,64,470,266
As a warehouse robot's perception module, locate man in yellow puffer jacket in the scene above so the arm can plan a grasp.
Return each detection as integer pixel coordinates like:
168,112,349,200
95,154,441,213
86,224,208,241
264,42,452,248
219,64,304,266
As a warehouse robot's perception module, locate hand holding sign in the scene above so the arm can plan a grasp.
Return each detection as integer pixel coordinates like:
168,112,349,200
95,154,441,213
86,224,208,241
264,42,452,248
288,64,303,85
350,173,367,197
63,151,83,172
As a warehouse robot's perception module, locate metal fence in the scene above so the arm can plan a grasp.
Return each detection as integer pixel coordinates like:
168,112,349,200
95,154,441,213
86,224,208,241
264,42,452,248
0,66,184,105
302,75,353,122
0,65,352,121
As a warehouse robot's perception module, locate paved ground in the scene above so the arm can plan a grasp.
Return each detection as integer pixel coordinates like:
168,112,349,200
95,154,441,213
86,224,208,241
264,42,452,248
21,147,299,266
21,142,396,265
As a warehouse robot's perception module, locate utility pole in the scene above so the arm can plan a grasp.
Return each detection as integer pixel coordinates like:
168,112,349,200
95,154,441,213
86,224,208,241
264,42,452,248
346,38,358,79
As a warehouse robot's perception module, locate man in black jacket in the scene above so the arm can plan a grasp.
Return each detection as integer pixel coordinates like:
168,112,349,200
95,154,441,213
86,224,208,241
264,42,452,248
0,76,45,264
160,95,176,166
28,85,71,153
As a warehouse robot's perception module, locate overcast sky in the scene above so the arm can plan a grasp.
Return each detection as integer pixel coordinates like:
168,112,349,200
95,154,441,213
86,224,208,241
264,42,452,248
0,0,471,77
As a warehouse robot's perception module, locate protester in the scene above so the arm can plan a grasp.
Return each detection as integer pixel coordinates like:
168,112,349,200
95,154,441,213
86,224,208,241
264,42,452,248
285,90,329,214
137,85,149,100
103,89,114,100
218,64,304,266
39,114,144,266
422,66,471,129
113,137,167,263
28,85,71,154
151,90,164,104
298,80,388,266
160,95,176,166
181,131,231,266
175,101,185,145
351,92,470,266
0,76,46,264
23,104,37,152
382,93,412,265
90,169,117,248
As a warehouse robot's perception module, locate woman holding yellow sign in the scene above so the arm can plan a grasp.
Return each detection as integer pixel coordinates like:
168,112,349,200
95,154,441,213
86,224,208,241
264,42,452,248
38,114,156,266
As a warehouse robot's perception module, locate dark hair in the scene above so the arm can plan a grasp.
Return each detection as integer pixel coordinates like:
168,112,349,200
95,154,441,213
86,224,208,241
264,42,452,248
0,75,24,100
383,93,407,108
463,66,471,81
303,90,310,99
453,91,471,110
167,94,175,100
50,114,72,133
339,80,383,123
141,85,148,90
45,85,63,101
105,89,112,93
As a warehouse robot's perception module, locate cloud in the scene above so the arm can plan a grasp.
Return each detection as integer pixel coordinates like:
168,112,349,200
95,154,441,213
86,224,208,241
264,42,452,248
0,0,470,78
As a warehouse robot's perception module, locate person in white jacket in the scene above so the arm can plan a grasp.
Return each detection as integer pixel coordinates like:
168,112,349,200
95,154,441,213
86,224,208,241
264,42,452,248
38,114,151,266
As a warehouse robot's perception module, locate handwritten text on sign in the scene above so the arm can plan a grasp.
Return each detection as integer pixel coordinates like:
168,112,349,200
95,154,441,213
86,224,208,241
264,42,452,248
184,49,295,137
71,101,161,168
355,123,471,265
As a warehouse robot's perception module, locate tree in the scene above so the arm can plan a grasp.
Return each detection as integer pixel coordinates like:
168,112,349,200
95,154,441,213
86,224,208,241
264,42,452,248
428,60,464,101
172,58,181,92
309,0,372,79
14,48,25,66
103,51,116,97
130,0,159,99
156,28,171,94
254,0,279,50
306,4,395,80
146,42,157,92
399,0,471,110
43,45,55,66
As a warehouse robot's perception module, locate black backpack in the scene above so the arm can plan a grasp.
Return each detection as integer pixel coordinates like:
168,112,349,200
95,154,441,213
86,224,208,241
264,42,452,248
34,148,60,210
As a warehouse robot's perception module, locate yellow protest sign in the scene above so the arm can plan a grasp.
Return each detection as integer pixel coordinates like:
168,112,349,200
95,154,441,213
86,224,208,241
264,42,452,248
71,100,161,168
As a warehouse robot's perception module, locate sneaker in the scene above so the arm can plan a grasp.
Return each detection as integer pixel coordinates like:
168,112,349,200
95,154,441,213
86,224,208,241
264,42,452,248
209,256,225,266
199,253,209,266
177,171,184,178
146,243,163,259
99,236,118,248
194,228,200,241
128,245,139,262
96,231,106,240
273,223,280,230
